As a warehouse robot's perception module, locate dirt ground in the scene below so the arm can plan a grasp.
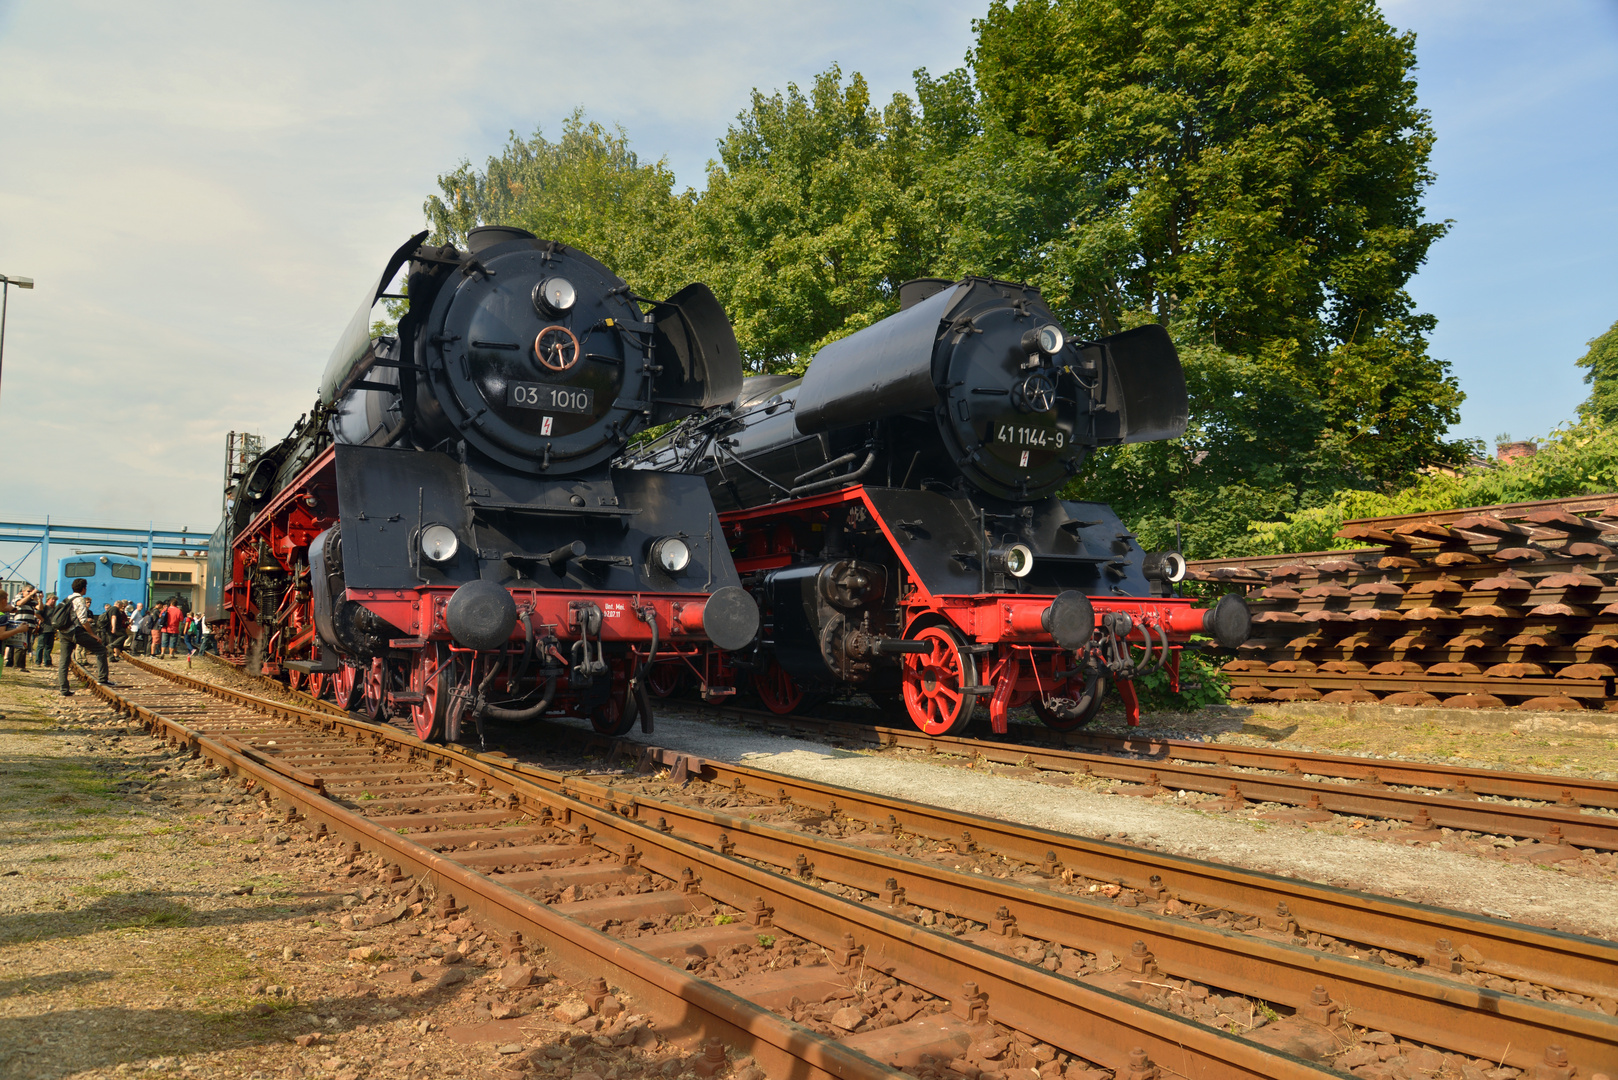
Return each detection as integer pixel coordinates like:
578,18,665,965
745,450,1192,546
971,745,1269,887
0,663,751,1080
1079,700,1618,779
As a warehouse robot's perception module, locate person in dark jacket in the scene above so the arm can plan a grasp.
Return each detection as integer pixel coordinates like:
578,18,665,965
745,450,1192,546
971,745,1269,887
33,593,57,667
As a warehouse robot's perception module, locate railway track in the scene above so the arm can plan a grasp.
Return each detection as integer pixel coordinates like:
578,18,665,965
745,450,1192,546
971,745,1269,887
75,657,1618,1079
688,703,1618,852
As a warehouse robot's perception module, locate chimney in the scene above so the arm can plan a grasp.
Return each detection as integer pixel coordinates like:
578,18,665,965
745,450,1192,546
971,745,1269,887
1496,440,1537,464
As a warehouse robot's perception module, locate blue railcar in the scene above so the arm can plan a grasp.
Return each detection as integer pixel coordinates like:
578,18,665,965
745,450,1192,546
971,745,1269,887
54,552,147,615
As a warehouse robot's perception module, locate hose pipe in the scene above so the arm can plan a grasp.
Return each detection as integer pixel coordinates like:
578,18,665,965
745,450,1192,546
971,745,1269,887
477,674,558,722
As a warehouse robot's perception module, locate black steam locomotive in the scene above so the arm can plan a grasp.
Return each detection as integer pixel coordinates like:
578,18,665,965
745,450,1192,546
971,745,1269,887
207,226,758,742
630,276,1249,734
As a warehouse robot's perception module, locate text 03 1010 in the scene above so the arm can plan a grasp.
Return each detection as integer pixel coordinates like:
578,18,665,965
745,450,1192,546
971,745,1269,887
508,383,594,414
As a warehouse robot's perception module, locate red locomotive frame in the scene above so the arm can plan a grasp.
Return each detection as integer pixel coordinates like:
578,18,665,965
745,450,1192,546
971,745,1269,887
712,485,1207,732
223,446,725,738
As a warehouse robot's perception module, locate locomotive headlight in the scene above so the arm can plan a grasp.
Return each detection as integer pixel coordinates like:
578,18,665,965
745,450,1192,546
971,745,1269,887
1142,550,1188,584
1019,322,1066,361
650,536,691,575
1005,543,1034,578
533,277,577,315
988,544,1035,579
420,524,460,563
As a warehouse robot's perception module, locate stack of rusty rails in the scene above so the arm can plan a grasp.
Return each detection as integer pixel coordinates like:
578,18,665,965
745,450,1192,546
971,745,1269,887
71,658,1618,1079
1183,494,1618,709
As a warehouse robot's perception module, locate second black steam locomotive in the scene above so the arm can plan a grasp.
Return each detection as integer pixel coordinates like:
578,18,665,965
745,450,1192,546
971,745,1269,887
629,276,1249,734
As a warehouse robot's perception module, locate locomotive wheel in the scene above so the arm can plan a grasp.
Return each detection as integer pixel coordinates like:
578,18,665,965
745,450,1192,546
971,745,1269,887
754,659,805,715
645,662,683,699
1034,672,1108,731
411,645,453,743
901,626,978,736
362,657,389,723
307,672,327,700
588,660,635,737
331,664,362,711
285,669,302,693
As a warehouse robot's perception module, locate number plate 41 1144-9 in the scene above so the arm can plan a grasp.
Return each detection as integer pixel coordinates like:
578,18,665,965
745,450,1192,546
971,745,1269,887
508,382,593,413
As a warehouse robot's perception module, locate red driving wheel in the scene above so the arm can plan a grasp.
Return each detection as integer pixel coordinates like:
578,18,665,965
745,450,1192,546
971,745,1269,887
901,625,978,736
411,644,452,743
307,672,327,700
362,657,389,723
754,658,805,715
286,669,302,693
645,662,683,698
331,664,362,710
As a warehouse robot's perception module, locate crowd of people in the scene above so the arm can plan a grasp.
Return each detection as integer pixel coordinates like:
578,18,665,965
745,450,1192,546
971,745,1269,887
0,586,217,697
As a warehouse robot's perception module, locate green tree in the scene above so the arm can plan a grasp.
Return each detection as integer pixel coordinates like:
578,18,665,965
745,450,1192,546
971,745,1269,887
971,0,1467,487
423,112,692,301
685,67,938,373
1576,318,1618,423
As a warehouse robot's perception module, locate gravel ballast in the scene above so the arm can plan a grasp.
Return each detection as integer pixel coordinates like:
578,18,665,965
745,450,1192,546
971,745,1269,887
550,706,1618,941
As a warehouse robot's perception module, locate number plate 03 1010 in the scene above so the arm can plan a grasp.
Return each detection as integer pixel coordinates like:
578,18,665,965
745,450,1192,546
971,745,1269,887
508,382,593,413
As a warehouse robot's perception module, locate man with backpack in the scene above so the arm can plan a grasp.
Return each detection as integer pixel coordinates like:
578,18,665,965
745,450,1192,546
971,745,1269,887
54,578,111,696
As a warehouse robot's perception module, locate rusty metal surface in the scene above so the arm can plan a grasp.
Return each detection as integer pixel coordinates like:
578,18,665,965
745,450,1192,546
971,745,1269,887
1182,496,1618,710
85,660,1325,1077
549,771,1618,1071
1008,727,1618,810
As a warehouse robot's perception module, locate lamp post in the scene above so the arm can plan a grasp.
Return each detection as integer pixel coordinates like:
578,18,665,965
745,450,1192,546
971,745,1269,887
0,273,36,411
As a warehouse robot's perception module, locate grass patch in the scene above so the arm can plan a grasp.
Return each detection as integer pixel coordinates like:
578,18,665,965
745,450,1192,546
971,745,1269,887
72,885,118,898
97,892,195,930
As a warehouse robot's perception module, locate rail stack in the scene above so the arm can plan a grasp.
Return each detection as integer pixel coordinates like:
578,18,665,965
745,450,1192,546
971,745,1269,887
1185,494,1618,709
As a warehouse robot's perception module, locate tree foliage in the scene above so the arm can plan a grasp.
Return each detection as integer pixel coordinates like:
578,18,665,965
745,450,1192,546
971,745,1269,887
972,0,1467,498
423,112,691,301
683,68,938,373
1246,417,1618,555
1577,318,1618,424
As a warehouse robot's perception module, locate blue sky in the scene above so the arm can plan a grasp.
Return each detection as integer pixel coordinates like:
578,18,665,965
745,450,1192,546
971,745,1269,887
1385,0,1618,449
0,0,1614,567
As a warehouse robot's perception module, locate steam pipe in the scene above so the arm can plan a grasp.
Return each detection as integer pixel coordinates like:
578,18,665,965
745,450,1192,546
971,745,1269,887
789,447,876,497
793,451,860,487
